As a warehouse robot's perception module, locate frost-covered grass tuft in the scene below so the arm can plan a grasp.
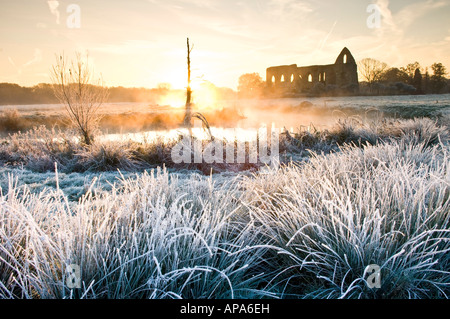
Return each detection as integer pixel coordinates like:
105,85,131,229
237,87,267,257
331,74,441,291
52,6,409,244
0,167,273,299
243,139,450,298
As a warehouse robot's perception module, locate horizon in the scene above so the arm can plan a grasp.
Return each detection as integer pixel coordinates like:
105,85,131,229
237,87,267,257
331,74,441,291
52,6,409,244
1,0,450,90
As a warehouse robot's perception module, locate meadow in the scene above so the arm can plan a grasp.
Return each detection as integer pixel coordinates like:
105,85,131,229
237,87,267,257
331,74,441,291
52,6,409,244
0,97,449,299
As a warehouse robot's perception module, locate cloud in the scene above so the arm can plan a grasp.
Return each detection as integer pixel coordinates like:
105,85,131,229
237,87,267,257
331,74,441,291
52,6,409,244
47,0,60,24
7,48,43,78
374,0,400,36
8,57,17,69
396,0,447,28
318,20,337,51
375,0,448,37
7,57,22,75
266,0,314,22
23,49,43,68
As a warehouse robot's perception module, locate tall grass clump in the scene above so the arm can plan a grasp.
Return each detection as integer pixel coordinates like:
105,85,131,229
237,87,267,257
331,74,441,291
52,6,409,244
0,109,23,132
0,168,272,299
242,138,449,298
0,126,78,172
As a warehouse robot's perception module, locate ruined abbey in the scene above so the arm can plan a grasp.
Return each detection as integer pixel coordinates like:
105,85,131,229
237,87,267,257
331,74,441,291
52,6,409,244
266,47,359,95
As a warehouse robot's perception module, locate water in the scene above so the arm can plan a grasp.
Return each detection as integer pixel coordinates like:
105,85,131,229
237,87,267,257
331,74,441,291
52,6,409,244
2,94,449,141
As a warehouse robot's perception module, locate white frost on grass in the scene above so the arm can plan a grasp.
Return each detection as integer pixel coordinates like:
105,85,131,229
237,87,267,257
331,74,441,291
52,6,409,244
0,117,449,299
0,137,449,299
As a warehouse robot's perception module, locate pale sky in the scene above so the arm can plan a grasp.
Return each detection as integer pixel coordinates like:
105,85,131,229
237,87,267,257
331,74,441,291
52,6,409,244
1,0,449,90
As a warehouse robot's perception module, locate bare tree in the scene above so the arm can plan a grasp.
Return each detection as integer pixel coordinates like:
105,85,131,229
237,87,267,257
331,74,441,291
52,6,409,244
50,52,108,145
184,38,193,130
182,38,213,141
358,58,388,86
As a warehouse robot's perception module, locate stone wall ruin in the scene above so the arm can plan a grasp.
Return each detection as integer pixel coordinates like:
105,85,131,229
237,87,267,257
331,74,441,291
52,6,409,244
266,47,359,95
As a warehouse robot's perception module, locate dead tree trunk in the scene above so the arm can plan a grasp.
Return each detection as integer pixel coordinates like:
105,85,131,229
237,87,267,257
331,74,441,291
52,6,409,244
184,37,193,132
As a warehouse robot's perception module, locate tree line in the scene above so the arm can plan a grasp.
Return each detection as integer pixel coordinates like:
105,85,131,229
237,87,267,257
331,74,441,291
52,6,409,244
0,82,236,106
0,82,161,105
357,59,449,95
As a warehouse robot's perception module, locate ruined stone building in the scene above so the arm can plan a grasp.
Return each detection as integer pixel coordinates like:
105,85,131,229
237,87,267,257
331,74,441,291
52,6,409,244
266,47,359,94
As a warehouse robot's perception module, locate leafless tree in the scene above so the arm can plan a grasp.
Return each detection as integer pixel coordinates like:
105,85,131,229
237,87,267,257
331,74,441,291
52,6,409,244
50,52,108,145
184,38,193,129
358,58,388,86
182,38,213,141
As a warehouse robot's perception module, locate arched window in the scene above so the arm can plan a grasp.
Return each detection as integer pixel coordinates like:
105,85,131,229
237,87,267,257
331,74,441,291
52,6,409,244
281,75,285,82
271,76,275,83
343,54,347,64
318,73,322,82
290,74,294,82
323,72,326,81
308,74,313,82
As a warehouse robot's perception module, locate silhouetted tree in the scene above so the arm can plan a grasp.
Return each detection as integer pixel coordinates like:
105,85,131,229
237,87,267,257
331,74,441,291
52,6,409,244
400,62,421,84
413,68,423,94
380,67,409,83
237,73,264,98
423,68,431,93
430,63,447,93
156,83,172,92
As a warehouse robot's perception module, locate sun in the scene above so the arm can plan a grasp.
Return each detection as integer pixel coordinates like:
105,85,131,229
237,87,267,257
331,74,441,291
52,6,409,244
161,69,188,90
155,67,219,109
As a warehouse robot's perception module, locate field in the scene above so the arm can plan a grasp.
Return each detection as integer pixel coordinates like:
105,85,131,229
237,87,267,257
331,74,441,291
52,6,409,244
0,96,449,299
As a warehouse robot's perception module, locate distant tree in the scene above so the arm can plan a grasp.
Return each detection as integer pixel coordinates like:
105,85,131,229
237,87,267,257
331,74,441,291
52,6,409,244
238,73,264,98
156,82,172,92
380,67,409,83
431,63,447,79
400,62,421,84
358,58,388,87
430,63,447,93
50,52,109,145
423,68,431,93
413,68,423,93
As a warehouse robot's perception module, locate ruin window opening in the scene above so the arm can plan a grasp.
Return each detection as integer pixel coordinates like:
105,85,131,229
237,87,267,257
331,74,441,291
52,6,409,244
281,75,285,82
271,76,275,83
323,72,326,81
343,54,347,64
318,73,322,82
290,74,294,82
308,74,313,82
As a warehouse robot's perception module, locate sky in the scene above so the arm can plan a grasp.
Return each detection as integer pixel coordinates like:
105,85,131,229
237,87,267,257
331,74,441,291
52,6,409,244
1,0,450,90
